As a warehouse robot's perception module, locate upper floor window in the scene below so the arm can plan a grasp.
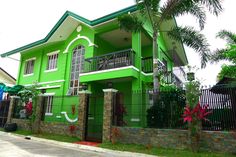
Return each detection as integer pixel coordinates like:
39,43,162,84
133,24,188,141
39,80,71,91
47,51,59,70
69,45,85,95
24,58,35,75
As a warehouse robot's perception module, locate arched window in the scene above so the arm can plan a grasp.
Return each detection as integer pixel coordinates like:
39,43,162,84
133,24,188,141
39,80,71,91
69,45,85,95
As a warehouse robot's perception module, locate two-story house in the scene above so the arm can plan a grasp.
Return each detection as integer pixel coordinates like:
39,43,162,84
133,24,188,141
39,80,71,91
1,5,188,141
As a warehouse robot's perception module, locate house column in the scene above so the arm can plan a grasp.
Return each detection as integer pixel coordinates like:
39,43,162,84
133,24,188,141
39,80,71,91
6,96,19,123
131,32,143,126
32,96,44,134
102,89,118,142
78,90,91,140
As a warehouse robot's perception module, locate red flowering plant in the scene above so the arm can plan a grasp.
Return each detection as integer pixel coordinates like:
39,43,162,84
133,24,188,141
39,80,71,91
183,103,212,123
69,125,76,134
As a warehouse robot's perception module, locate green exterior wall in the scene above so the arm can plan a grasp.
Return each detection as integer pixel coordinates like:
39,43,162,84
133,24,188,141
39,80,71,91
15,12,183,128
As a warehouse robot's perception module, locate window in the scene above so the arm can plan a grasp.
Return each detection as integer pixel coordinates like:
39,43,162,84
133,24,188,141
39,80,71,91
45,96,53,114
47,53,58,70
24,59,35,75
69,45,85,95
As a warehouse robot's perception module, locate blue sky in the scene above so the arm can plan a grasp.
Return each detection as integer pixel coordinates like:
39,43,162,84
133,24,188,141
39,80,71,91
0,0,235,85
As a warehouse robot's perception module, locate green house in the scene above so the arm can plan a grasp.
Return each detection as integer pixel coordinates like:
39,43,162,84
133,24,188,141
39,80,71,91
1,5,187,141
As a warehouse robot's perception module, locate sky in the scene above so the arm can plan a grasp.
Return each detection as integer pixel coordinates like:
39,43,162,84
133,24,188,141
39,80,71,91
0,0,235,86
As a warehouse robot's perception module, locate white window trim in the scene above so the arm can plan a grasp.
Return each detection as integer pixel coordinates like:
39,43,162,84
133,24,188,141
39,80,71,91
45,113,53,116
25,57,36,62
44,68,58,73
43,92,55,96
46,50,60,56
23,73,34,77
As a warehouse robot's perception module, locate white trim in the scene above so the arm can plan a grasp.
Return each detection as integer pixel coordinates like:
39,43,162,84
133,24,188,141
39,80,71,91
78,90,92,94
43,92,55,96
131,118,140,122
44,68,58,73
45,113,53,116
37,85,61,89
24,80,65,86
56,116,61,118
25,57,36,61
80,66,139,76
23,73,34,77
46,50,60,56
103,89,118,93
61,112,78,123
141,72,153,76
63,34,97,53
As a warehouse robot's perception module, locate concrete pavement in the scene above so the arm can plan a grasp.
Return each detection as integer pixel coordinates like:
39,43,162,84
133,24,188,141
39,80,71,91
0,131,156,157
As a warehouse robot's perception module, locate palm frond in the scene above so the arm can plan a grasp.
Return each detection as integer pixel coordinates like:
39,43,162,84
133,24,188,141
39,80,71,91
193,0,223,16
168,26,210,68
210,48,229,63
160,0,206,30
118,14,143,33
216,30,236,44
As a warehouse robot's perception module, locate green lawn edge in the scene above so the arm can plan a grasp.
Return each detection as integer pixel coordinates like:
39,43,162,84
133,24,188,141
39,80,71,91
99,142,235,157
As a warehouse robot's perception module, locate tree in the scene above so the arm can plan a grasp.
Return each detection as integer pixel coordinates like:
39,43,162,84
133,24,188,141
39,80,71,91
118,0,223,91
210,30,236,80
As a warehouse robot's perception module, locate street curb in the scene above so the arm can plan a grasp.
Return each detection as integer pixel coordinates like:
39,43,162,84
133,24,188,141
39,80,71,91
1,131,157,157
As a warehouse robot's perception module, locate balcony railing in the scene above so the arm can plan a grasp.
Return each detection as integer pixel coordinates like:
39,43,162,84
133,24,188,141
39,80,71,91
163,72,183,87
82,49,135,73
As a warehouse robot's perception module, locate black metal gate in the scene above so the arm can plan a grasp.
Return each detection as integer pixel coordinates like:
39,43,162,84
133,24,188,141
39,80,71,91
0,100,10,127
85,94,103,142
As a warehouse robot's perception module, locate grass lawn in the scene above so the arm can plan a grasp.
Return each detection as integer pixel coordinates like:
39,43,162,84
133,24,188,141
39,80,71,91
99,143,235,157
7,129,81,143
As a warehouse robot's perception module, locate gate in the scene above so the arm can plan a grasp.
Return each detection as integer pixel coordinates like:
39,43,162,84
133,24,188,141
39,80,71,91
0,100,10,127
85,94,103,142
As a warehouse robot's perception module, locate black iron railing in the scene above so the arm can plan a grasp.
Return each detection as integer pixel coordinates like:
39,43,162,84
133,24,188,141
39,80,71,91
142,57,153,73
163,72,183,87
83,49,135,73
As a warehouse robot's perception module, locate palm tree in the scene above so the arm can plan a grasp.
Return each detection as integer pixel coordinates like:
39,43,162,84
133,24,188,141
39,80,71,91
118,0,223,91
210,30,236,79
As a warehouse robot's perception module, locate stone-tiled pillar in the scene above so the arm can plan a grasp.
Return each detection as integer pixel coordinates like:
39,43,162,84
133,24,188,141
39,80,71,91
78,90,91,140
32,96,44,134
102,89,118,142
6,96,20,123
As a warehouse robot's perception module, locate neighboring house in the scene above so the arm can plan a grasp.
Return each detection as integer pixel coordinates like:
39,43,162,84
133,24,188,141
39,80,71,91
1,6,188,140
0,68,16,100
0,67,16,87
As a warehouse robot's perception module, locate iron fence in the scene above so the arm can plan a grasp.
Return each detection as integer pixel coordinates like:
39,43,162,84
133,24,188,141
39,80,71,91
41,95,80,124
113,86,236,131
200,86,236,131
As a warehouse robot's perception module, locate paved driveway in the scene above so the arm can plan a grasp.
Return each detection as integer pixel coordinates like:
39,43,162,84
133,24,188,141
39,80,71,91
0,131,154,157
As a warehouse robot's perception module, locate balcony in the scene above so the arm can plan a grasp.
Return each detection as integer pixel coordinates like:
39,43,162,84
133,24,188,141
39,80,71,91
82,49,135,73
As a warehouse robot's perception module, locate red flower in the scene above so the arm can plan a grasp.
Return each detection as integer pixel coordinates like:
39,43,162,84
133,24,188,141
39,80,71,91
25,101,33,116
183,103,211,123
69,125,76,133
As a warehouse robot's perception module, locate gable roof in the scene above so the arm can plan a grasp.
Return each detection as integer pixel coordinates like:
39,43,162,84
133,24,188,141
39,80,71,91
1,5,137,57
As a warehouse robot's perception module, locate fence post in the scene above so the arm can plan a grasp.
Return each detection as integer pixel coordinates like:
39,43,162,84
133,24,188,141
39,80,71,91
102,89,118,142
6,96,19,123
78,90,91,140
32,96,44,134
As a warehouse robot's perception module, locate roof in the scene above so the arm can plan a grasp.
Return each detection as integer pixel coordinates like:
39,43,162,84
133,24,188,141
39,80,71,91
1,5,137,57
0,5,187,65
0,67,16,81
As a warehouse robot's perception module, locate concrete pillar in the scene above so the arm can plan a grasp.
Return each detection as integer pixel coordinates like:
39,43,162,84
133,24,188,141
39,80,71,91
102,89,118,142
78,90,91,140
32,96,44,134
6,96,19,123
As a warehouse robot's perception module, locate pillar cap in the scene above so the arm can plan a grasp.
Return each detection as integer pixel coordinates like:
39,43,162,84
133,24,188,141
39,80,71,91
78,90,92,94
103,89,118,93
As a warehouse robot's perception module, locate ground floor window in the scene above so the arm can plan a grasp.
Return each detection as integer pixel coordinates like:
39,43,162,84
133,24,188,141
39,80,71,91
45,96,53,115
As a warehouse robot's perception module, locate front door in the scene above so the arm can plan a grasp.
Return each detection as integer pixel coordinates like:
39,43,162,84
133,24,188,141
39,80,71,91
85,94,103,142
